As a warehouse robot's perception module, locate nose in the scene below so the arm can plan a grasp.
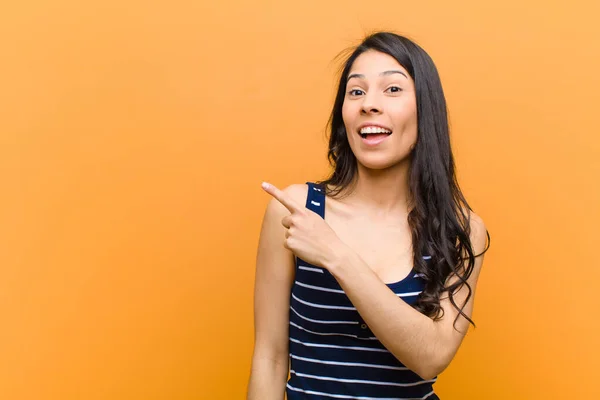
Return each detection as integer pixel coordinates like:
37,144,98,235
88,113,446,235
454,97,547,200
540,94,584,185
360,92,382,115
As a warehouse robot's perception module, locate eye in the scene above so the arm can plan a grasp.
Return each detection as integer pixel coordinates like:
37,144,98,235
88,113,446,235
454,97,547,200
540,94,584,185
385,86,403,93
348,89,365,96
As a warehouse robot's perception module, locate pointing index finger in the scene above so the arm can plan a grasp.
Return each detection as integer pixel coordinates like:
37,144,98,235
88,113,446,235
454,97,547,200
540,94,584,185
261,182,302,213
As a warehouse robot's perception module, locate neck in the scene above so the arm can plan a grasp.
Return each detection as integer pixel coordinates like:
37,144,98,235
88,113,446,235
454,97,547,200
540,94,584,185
344,159,412,217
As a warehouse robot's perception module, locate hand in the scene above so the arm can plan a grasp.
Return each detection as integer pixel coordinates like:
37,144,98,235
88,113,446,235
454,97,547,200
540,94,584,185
261,181,346,269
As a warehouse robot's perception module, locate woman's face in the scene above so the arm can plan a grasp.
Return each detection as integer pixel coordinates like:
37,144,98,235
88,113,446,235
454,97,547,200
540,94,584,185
342,50,418,170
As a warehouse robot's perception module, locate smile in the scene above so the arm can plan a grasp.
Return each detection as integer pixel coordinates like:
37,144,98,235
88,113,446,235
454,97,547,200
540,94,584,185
358,126,392,138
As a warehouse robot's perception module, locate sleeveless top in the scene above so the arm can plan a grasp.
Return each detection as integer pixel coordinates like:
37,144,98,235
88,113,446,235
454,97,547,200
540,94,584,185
286,182,439,400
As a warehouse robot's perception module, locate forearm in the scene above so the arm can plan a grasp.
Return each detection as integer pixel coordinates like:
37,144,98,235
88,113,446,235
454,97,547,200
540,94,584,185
325,246,449,379
247,357,288,400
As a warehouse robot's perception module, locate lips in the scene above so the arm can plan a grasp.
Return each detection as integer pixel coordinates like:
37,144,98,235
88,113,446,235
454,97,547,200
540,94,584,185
358,124,392,139
360,133,390,146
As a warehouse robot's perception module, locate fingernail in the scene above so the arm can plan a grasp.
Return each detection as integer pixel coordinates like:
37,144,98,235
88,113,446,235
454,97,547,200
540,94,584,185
261,182,269,190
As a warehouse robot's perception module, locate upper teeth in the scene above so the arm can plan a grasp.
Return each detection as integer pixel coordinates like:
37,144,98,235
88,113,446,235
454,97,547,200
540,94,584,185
360,126,391,134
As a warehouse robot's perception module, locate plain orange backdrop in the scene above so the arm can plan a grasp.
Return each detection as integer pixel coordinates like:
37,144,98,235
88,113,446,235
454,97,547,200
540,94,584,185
1,0,599,399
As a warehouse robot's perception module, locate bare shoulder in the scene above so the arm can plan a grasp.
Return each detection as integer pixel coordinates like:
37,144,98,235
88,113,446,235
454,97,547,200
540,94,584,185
282,183,309,205
467,211,488,258
265,183,309,216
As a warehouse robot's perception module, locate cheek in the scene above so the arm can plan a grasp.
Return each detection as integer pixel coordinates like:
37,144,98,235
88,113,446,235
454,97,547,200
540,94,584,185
405,110,418,136
341,104,357,136
341,103,352,125
391,104,417,133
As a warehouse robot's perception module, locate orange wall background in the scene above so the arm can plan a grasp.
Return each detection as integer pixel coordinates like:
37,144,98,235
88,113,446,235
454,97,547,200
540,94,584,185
1,1,599,399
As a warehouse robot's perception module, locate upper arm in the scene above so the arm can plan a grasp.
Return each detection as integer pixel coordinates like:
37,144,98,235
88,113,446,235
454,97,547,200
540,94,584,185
252,183,308,361
435,212,488,364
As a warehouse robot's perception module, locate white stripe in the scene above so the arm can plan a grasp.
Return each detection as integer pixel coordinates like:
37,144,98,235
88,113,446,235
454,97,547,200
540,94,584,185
296,280,420,299
311,200,321,206
299,265,323,273
291,354,409,371
286,384,435,400
295,280,345,294
313,187,322,191
293,289,421,307
290,370,436,387
290,337,389,353
290,321,378,341
291,306,358,325
292,293,355,310
396,291,423,297
297,281,420,298
422,256,432,260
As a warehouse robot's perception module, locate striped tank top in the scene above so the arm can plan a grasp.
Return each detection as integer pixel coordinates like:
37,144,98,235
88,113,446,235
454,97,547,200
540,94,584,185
286,182,439,400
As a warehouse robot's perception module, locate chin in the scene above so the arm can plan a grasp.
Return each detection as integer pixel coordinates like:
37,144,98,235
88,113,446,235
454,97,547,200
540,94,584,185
356,153,410,171
356,156,397,171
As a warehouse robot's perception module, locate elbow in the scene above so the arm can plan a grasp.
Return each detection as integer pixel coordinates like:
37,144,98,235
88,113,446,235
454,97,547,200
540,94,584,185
415,368,442,382
413,355,452,381
414,365,446,381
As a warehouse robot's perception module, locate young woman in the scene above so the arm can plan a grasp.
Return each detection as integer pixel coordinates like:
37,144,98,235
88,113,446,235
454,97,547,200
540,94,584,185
247,31,490,400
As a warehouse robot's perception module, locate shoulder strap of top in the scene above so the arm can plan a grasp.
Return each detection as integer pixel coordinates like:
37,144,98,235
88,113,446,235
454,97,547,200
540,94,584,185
305,182,325,218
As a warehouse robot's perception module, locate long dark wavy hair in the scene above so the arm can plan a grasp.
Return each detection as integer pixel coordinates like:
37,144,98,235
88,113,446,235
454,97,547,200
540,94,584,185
317,32,489,329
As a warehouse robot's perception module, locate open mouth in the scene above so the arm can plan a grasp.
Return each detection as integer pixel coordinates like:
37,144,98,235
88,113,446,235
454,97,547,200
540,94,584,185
358,126,392,139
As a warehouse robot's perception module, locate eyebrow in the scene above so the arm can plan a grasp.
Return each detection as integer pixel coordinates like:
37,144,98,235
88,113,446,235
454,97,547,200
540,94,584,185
347,70,408,81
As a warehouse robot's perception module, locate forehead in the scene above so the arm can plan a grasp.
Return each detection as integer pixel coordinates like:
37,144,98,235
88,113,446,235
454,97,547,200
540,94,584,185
348,50,410,78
